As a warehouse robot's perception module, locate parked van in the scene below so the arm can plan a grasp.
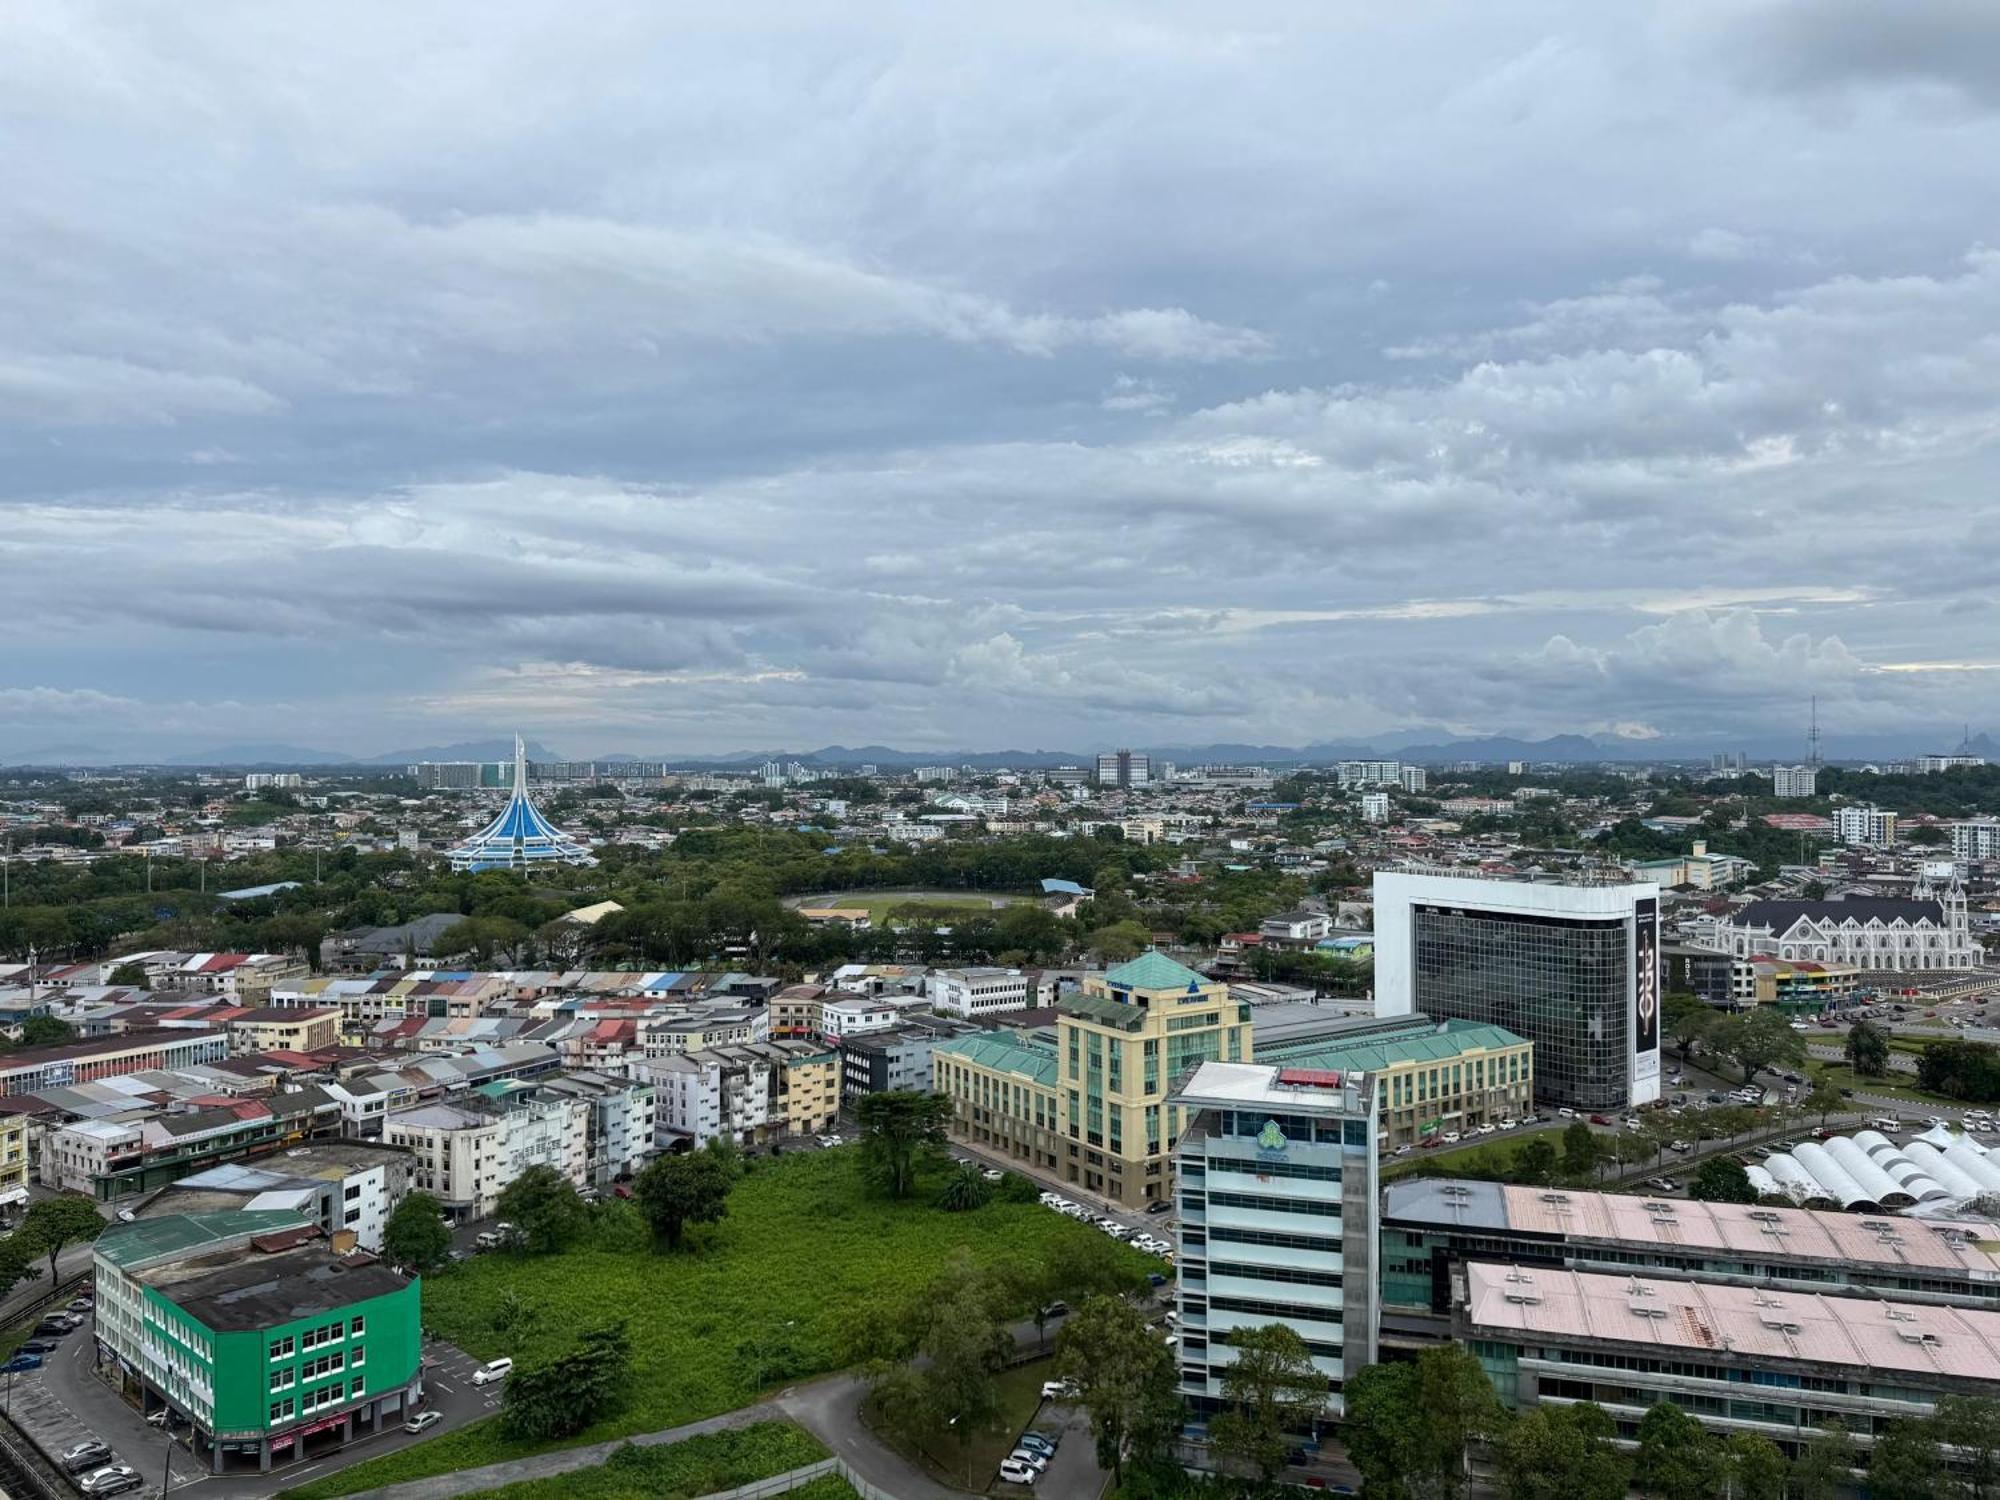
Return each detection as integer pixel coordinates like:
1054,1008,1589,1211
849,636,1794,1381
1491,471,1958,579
471,1357,514,1386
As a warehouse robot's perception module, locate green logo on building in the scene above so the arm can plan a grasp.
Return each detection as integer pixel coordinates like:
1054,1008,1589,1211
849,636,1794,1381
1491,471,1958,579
1257,1118,1287,1152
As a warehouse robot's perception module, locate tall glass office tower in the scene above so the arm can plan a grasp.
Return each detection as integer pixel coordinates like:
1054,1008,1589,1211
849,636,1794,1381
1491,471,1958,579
1373,872,1661,1111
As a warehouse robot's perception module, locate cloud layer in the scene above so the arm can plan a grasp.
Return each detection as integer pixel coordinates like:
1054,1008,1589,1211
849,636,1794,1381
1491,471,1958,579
3,2,1999,759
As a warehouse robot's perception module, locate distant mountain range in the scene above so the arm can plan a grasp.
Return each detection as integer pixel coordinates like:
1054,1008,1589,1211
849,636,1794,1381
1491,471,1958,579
89,727,1988,771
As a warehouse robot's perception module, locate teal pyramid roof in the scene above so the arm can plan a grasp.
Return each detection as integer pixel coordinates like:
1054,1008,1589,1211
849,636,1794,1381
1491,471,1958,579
1105,951,1210,992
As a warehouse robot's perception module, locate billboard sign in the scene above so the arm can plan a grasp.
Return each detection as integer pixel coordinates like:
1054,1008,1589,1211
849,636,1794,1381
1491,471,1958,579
1631,896,1661,1103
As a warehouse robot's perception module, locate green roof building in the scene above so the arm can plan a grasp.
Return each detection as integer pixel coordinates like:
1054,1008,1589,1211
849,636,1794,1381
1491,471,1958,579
93,1211,424,1475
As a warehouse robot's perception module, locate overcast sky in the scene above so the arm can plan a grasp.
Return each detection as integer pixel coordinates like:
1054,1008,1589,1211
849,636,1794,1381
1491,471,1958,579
5,1,2000,761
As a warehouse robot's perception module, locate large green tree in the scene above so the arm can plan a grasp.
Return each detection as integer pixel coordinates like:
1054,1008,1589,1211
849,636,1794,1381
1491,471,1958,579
1689,1155,1758,1204
1055,1295,1180,1485
1344,1344,1501,1500
1935,1394,2000,1500
870,1254,1016,1484
1845,1017,1891,1077
19,1194,106,1282
1787,1421,1855,1500
1867,1418,1945,1500
1724,1433,1787,1500
1663,992,1716,1059
632,1141,739,1250
495,1164,586,1254
501,1321,631,1441
1207,1323,1325,1483
1496,1401,1627,1500
855,1090,951,1199
382,1191,451,1273
1631,1400,1723,1500
1709,1006,1806,1084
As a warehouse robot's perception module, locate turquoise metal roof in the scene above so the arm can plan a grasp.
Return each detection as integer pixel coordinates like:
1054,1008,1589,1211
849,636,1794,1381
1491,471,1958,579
1271,1018,1528,1073
934,1028,1057,1087
1104,951,1210,992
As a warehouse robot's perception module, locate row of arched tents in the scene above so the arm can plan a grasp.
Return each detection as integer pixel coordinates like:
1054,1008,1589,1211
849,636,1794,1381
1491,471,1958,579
1742,1125,2000,1215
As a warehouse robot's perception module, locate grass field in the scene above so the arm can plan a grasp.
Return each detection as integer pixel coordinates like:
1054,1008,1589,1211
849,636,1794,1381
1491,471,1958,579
284,1151,1150,1500
805,891,1021,921
1810,1060,1949,1107
455,1421,828,1500
1381,1133,1543,1182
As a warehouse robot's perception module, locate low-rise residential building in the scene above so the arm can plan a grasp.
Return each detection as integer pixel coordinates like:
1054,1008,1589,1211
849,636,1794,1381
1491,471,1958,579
820,995,901,1038
93,1210,423,1474
768,984,828,1038
645,1039,839,1147
928,967,1033,1019
530,1071,657,1184
43,1089,344,1201
381,1090,588,1220
318,914,467,974
135,1142,414,1252
1259,909,1334,945
228,1006,341,1056
839,1019,976,1103
163,954,311,1003
0,1114,27,1214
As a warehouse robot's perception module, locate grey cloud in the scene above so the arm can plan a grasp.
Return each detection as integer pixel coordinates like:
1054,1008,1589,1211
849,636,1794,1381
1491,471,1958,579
4,3,2000,758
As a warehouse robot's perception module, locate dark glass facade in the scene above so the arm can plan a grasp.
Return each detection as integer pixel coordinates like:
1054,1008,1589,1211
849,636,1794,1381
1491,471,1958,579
1411,904,1631,1109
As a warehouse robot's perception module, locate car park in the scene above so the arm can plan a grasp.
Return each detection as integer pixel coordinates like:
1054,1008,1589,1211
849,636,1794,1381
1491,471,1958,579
472,1357,514,1385
999,1458,1041,1485
1441,1131,1461,1144
78,1466,142,1497
1007,1448,1051,1472
1,1354,42,1373
1145,1199,1173,1214
19,1339,58,1355
404,1409,444,1435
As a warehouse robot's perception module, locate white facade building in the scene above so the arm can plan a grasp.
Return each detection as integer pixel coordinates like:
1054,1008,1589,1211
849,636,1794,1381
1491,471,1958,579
1771,765,1819,798
820,995,902,1037
1708,881,1981,971
928,967,1033,1018
1337,760,1402,787
1398,765,1427,794
381,1094,588,1220
1953,819,2000,862
1173,1062,1379,1424
1374,871,1663,1110
1833,805,1897,847
644,1050,773,1149
1360,791,1391,823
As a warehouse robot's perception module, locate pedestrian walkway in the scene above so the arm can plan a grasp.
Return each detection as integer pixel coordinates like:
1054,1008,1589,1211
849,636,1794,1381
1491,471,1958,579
342,1402,786,1500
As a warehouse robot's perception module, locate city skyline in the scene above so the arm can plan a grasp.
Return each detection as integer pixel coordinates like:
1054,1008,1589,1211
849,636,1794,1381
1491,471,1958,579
7,4,2000,760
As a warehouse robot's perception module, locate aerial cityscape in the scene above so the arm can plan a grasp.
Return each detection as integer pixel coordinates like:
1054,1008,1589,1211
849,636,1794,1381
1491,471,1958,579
6,5,2000,1500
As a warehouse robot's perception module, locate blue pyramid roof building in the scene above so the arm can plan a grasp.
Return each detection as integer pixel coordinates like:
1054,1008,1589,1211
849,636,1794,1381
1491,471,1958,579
446,735,597,872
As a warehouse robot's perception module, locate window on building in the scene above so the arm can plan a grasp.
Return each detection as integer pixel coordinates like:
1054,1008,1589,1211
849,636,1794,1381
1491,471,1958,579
350,1315,365,1337
269,1336,295,1361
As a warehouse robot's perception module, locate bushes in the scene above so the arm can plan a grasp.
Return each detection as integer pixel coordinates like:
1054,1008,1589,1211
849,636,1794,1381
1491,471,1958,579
453,1421,830,1500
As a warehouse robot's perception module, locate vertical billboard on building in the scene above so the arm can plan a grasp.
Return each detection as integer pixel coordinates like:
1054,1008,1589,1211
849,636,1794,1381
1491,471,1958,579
1631,895,1661,1104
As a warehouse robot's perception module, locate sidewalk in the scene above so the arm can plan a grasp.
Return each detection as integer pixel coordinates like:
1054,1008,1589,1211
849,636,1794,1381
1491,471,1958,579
340,1402,786,1500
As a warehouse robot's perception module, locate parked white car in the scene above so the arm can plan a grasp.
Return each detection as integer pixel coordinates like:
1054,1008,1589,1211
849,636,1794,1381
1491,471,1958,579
471,1357,513,1386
